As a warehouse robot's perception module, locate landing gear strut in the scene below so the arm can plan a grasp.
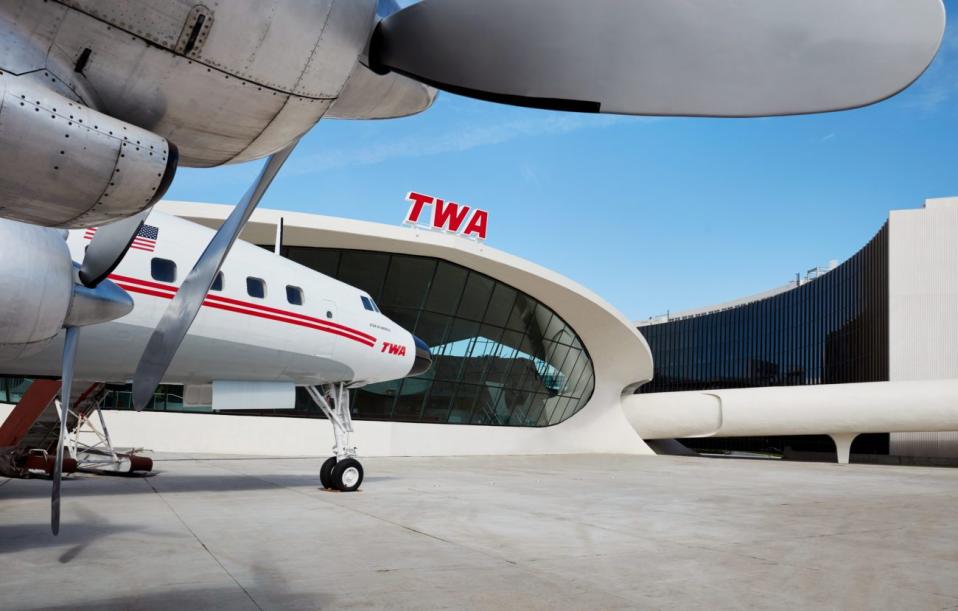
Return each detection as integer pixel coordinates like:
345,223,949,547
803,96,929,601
306,383,363,492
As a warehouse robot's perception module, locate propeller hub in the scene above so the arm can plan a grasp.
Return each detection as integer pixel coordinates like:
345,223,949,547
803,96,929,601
64,278,134,328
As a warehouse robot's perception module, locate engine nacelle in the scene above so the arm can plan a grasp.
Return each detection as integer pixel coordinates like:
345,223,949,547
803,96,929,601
327,62,437,120
0,73,177,228
0,220,72,349
0,218,133,359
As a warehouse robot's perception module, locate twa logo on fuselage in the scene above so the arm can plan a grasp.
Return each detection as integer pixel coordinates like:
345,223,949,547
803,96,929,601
404,191,488,241
381,342,407,356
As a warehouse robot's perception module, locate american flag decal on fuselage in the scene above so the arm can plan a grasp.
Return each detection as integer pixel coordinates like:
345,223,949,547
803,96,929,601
83,224,159,252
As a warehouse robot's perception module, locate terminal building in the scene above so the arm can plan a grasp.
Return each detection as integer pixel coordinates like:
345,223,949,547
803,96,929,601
0,198,956,463
71,200,654,457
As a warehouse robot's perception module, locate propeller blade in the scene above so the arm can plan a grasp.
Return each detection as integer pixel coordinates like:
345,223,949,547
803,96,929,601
51,326,80,536
371,0,945,117
78,209,152,288
131,142,299,411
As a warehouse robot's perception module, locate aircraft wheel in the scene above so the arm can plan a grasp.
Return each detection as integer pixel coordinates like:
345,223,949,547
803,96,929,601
331,458,363,492
319,456,337,489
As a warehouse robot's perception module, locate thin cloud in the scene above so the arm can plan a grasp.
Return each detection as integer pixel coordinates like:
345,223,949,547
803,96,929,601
287,113,635,175
903,27,958,112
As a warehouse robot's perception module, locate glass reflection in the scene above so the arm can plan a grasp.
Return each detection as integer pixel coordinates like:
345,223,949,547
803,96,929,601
637,224,888,394
279,248,596,427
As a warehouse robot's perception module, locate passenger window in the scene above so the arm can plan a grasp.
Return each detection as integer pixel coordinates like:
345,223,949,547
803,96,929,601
151,258,176,283
361,296,375,312
286,285,304,306
246,277,266,299
210,271,224,292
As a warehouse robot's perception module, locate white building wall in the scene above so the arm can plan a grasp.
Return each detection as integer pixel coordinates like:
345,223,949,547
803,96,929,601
0,398,649,458
888,197,958,457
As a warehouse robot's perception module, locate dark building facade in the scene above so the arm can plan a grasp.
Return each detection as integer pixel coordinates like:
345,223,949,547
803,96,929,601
637,223,890,456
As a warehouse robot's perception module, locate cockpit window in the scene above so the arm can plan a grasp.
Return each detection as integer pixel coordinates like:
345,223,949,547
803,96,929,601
361,296,375,312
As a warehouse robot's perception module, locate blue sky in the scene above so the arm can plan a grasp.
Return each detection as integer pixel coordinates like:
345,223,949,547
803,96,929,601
166,4,958,321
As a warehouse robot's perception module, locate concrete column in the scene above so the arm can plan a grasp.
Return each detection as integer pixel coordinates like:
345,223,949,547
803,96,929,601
830,433,859,464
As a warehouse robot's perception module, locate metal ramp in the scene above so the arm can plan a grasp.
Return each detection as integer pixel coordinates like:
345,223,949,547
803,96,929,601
17,382,98,457
0,380,152,478
0,380,69,477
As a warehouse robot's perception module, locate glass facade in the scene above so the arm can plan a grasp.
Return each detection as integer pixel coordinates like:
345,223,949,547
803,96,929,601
637,224,890,456
276,247,594,426
89,247,594,428
0,377,33,404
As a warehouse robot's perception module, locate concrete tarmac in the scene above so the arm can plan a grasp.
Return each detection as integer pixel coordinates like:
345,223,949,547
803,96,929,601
1,454,956,610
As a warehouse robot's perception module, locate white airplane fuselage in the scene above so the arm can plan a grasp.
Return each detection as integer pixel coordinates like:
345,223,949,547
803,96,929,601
0,211,421,387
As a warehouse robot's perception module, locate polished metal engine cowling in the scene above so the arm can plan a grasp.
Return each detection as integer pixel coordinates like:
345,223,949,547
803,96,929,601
0,220,73,348
0,73,177,228
327,62,437,120
0,0,375,167
0,218,134,359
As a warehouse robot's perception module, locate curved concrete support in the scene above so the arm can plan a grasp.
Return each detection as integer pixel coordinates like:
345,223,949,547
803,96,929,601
624,380,958,455
830,433,859,465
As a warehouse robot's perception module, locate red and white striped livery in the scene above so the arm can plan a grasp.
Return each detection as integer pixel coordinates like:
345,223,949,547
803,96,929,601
3,211,428,389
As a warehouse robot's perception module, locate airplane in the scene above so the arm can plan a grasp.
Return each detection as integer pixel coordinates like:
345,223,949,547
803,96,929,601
0,209,432,506
0,0,946,533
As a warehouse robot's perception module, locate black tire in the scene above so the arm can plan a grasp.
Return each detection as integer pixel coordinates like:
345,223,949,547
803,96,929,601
319,456,337,489
331,458,363,492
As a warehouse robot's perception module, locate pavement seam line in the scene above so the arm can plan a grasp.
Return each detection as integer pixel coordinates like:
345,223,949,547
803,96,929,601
143,477,264,611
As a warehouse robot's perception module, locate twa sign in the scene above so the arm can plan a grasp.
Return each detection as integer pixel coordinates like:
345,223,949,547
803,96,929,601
404,191,488,241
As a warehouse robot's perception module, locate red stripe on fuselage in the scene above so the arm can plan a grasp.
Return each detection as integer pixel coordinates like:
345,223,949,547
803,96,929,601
111,274,181,292
111,274,377,347
115,284,176,301
111,274,376,342
200,301,375,346
205,292,375,342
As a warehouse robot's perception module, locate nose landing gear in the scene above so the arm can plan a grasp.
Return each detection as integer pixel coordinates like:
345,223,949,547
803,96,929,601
306,383,363,492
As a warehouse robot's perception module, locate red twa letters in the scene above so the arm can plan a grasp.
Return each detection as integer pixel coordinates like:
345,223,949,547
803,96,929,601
381,342,407,356
404,191,488,240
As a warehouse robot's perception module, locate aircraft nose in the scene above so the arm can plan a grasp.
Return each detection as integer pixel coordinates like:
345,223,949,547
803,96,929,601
408,335,432,376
